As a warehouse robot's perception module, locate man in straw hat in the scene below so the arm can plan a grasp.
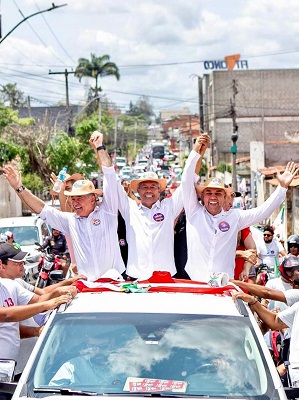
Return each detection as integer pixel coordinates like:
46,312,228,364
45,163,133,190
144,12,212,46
3,133,125,281
91,131,210,280
181,134,298,282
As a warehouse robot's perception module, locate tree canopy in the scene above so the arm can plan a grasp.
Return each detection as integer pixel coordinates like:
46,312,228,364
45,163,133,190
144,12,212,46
75,53,120,98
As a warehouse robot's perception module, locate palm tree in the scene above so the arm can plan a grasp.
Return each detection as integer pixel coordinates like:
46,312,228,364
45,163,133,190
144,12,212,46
74,54,120,97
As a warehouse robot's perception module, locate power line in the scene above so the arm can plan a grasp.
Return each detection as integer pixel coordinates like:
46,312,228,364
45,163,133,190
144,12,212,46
33,0,76,65
12,0,68,66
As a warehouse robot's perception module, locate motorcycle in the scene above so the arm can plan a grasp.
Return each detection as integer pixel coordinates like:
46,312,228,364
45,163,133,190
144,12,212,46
35,242,68,288
256,263,276,285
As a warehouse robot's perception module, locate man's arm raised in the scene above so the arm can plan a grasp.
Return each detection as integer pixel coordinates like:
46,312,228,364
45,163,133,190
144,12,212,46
89,131,112,168
3,165,45,214
194,134,210,175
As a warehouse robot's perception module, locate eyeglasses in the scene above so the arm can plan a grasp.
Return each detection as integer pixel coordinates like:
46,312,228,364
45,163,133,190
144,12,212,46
263,234,273,237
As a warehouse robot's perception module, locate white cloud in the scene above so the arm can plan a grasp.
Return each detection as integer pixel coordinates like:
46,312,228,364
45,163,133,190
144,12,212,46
3,0,299,113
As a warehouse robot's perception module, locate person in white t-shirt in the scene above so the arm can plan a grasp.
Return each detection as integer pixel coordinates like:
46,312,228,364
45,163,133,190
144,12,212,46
264,256,297,311
0,250,70,366
233,287,299,387
0,242,83,375
0,244,71,364
256,225,286,270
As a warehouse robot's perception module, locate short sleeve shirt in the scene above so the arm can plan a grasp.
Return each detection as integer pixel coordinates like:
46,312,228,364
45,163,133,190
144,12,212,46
0,278,34,360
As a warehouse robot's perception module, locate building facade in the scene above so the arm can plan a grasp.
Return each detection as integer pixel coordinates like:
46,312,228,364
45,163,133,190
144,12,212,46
202,69,299,167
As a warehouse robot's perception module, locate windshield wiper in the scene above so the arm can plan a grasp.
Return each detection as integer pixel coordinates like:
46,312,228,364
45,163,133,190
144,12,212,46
34,388,98,396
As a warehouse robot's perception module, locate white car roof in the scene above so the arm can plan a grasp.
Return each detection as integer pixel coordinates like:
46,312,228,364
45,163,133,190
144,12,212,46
0,216,42,227
60,287,242,317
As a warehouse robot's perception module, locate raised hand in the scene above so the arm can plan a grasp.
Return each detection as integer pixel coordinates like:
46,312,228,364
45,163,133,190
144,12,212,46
193,133,210,155
3,165,22,190
89,131,103,150
277,162,299,188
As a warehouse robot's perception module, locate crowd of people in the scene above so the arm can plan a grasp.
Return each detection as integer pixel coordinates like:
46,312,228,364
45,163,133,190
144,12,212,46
1,131,299,393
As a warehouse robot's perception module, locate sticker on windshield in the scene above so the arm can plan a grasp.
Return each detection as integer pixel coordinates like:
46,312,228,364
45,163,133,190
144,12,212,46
123,377,188,393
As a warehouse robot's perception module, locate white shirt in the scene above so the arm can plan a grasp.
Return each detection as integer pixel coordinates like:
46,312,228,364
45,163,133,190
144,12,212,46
50,356,125,387
182,150,287,281
278,302,299,384
0,278,34,361
40,166,125,281
284,289,299,307
265,278,292,312
256,240,283,268
117,183,183,279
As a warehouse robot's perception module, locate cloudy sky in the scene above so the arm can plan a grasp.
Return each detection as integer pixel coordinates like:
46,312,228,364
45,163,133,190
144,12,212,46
2,0,299,116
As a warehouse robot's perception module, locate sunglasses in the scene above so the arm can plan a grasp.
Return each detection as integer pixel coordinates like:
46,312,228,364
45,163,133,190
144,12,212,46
263,234,273,237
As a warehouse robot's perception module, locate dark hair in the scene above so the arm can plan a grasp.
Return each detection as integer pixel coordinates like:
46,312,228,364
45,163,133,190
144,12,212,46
263,225,274,235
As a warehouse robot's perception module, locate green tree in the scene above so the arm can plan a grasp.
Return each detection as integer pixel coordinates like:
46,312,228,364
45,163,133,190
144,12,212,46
126,96,154,123
217,161,231,173
0,105,20,131
0,140,26,164
74,54,120,98
47,133,98,177
0,83,26,108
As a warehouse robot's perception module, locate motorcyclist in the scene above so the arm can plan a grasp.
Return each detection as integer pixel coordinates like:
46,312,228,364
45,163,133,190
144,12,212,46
41,228,69,276
42,228,67,256
5,230,20,249
287,235,299,256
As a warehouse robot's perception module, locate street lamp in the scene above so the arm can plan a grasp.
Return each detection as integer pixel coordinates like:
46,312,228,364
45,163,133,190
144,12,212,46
0,3,67,45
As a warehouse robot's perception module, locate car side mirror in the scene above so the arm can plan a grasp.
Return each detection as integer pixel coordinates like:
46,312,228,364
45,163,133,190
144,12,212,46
49,270,64,281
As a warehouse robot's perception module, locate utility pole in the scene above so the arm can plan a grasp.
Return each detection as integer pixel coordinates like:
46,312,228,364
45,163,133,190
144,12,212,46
49,69,75,136
230,79,238,191
134,120,137,155
198,76,204,132
113,107,118,165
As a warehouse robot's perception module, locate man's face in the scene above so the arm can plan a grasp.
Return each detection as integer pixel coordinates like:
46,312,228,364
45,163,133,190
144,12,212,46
0,259,24,279
86,336,113,366
202,188,226,215
223,190,235,211
292,267,299,284
70,194,96,217
65,179,75,192
52,229,60,237
137,181,161,208
263,231,273,243
289,244,299,256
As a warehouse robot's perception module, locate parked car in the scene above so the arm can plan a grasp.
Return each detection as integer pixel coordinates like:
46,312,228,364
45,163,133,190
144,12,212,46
115,157,127,170
0,279,293,400
0,216,52,283
119,166,132,177
133,165,147,176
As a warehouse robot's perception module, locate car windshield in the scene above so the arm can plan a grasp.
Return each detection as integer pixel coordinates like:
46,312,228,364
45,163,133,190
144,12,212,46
26,313,274,399
0,226,39,246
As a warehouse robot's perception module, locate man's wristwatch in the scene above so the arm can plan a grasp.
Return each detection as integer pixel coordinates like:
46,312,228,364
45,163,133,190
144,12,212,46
96,145,106,151
15,185,26,193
